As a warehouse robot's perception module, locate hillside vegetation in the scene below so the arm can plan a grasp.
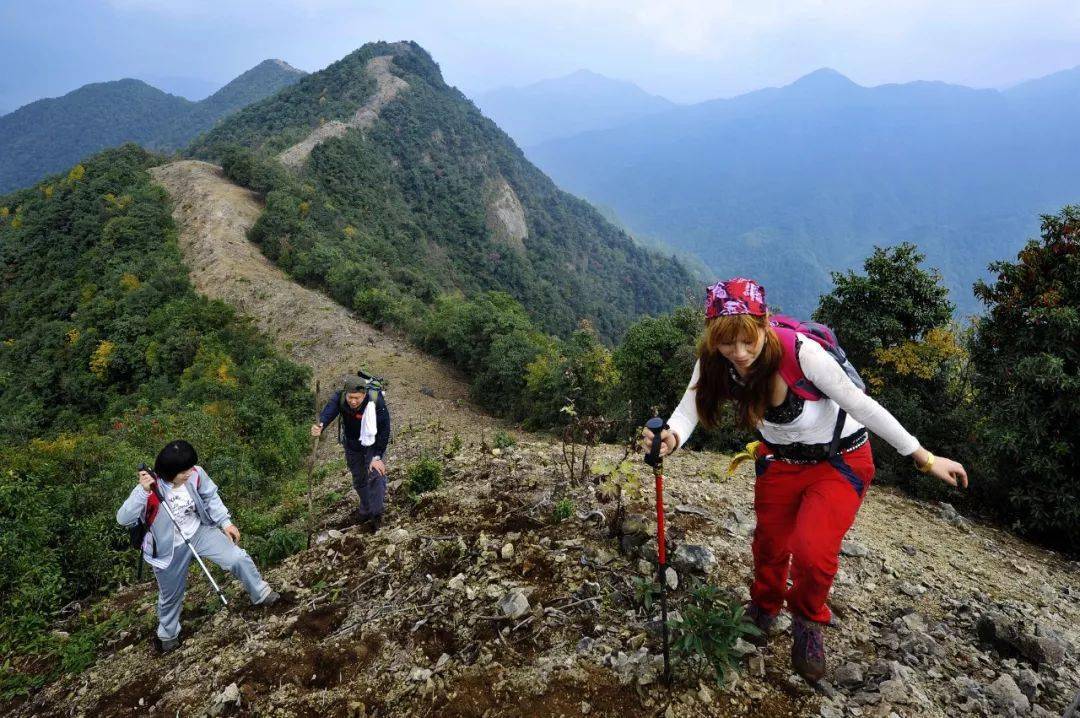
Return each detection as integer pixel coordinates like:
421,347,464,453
0,146,312,693
0,60,305,193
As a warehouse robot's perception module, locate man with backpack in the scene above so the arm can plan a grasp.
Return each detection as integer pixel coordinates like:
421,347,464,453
641,277,967,683
311,372,391,531
116,440,280,654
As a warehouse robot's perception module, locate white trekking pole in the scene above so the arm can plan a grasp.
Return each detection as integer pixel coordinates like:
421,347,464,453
139,463,229,607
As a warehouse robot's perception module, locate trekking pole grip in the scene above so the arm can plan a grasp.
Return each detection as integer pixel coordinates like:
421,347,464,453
644,417,666,469
137,462,162,500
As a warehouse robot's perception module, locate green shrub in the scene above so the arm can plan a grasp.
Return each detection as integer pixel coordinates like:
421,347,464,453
406,456,443,495
970,207,1080,549
672,583,761,684
551,498,574,524
443,433,463,458
250,527,307,566
632,577,661,612
493,431,515,450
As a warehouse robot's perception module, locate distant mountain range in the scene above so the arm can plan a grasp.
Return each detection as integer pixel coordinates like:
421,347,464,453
471,69,676,147
0,59,305,193
523,65,1080,316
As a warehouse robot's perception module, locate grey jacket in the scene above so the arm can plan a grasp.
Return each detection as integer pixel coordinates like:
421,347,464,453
116,466,234,568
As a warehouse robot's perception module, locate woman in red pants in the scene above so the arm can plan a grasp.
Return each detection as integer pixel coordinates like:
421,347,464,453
642,277,968,683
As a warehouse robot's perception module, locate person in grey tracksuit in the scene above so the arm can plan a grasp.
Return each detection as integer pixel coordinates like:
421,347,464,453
116,440,278,651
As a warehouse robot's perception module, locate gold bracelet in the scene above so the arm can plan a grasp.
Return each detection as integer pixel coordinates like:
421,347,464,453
917,452,935,474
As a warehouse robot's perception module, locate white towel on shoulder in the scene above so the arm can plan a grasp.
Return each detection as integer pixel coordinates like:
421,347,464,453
360,399,378,446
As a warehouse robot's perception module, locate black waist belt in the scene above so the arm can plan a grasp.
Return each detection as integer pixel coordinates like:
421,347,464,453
767,428,868,464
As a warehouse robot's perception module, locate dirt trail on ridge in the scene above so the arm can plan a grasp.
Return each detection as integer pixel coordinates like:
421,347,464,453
149,159,489,437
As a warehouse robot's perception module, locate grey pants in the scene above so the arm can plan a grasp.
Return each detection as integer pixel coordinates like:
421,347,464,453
153,525,271,639
344,444,386,518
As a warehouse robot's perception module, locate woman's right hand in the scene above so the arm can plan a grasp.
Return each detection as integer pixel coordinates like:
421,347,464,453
137,470,154,493
641,426,678,458
310,423,323,437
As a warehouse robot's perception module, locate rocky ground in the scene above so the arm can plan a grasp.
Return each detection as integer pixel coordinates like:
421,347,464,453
7,429,1078,718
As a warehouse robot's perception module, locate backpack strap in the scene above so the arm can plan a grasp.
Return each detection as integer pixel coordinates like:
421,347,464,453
772,326,825,400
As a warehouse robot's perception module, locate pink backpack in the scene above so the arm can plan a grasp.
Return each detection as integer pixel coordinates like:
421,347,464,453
770,315,866,400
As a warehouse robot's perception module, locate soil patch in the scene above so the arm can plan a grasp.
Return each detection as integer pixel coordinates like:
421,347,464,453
234,635,381,696
293,603,348,638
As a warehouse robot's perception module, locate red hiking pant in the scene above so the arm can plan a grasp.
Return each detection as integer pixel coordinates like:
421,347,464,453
750,441,875,625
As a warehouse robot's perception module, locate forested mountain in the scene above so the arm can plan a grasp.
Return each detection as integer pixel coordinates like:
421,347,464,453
192,42,693,341
529,66,1080,316
0,60,305,193
471,69,676,147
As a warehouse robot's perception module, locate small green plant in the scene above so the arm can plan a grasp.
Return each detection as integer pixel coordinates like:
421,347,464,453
443,432,463,458
251,527,307,566
406,455,443,495
493,430,515,450
672,583,761,683
593,455,642,538
552,497,574,523
632,576,661,612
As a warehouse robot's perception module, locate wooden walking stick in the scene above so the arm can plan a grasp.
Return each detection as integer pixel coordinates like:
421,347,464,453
306,380,323,549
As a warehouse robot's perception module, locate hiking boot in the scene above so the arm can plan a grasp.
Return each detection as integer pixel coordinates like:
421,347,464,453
368,515,382,534
152,635,181,655
791,614,827,683
745,602,776,647
350,507,372,527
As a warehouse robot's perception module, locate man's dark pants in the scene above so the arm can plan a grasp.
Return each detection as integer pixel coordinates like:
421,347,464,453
344,442,386,519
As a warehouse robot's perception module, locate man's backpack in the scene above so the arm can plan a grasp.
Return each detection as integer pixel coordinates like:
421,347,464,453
336,370,386,445
769,315,865,456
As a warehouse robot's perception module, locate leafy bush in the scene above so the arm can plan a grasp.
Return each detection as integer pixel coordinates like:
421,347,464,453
672,583,760,683
814,243,969,495
250,527,307,566
492,431,515,450
632,577,661,612
406,456,443,496
551,498,574,524
969,207,1080,548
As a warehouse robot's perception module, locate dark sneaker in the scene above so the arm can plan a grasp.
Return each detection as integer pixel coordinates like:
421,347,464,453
791,614,827,683
153,635,181,655
745,602,776,647
368,515,382,534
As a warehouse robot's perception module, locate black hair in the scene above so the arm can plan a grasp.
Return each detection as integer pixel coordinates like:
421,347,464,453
154,440,198,481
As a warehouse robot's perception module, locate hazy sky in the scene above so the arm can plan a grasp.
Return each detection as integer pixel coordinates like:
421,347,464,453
2,0,1079,110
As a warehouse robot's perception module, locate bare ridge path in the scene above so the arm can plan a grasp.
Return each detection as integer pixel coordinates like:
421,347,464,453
149,159,490,438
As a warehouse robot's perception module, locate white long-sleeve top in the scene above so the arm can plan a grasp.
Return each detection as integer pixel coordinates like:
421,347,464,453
667,338,920,455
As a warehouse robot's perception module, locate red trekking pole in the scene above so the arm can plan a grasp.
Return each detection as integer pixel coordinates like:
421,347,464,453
644,416,672,685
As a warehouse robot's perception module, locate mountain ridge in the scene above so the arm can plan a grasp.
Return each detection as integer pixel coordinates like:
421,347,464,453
0,59,305,193
191,41,694,341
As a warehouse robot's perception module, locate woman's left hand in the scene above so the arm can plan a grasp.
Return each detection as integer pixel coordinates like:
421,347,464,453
930,456,968,489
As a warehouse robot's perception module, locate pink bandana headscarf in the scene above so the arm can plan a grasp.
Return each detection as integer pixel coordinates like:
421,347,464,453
705,277,768,318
